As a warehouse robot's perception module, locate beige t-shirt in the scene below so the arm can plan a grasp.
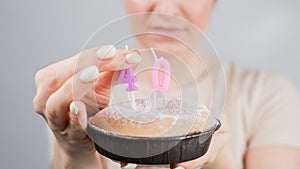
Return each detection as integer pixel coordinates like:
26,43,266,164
199,61,300,169
109,60,300,168
47,61,300,168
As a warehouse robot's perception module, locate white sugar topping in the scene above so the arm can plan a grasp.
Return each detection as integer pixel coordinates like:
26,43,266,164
95,98,210,124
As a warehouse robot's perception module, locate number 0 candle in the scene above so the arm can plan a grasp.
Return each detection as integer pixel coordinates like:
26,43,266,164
152,57,171,92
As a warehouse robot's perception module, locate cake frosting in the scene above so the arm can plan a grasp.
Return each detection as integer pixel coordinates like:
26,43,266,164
90,99,210,137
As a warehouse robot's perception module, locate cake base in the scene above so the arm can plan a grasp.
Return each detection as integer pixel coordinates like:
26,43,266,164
87,118,220,164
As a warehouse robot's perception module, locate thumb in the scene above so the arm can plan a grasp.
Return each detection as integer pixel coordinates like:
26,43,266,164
170,165,186,169
69,101,88,130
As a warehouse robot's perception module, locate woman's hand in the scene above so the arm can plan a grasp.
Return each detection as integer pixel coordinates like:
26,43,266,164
170,115,230,169
33,45,141,169
120,115,230,169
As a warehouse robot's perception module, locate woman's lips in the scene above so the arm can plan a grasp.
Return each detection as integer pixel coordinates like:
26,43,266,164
147,26,187,37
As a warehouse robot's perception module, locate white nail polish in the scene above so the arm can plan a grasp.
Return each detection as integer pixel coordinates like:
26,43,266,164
80,65,100,83
122,163,137,169
97,45,116,59
175,167,185,169
126,52,141,64
70,102,78,115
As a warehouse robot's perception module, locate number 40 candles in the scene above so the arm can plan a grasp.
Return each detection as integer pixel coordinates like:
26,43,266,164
118,47,171,112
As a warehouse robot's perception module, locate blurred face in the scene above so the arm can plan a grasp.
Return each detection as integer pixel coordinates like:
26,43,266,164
123,0,216,54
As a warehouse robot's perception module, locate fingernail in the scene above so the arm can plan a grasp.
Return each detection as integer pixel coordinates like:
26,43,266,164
126,52,141,64
69,102,78,115
175,167,185,169
121,163,137,169
97,45,116,59
80,65,100,83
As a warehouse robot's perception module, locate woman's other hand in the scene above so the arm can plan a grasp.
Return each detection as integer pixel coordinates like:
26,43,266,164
120,116,231,169
170,115,232,169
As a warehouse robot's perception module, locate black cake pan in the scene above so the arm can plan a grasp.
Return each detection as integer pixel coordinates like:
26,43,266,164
87,118,221,165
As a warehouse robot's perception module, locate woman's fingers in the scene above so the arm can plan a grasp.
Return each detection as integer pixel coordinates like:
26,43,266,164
170,157,207,169
33,56,76,116
45,65,100,131
70,101,88,131
98,49,141,72
33,45,140,117
121,163,137,169
45,57,139,132
171,115,229,169
33,46,100,115
55,100,95,155
77,45,141,72
68,101,88,140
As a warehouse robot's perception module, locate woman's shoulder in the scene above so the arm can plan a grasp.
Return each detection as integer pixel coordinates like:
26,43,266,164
221,61,298,94
221,61,300,148
220,61,300,123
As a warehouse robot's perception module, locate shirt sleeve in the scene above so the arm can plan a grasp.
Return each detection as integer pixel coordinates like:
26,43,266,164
248,73,300,149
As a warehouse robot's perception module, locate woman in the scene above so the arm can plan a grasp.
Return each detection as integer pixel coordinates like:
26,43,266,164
33,1,300,169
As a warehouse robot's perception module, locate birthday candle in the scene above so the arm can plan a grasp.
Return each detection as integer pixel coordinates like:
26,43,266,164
151,48,171,92
118,45,138,110
151,48,171,112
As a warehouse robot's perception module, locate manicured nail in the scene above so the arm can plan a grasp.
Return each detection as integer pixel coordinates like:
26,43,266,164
125,52,141,64
121,163,137,169
97,45,116,59
175,167,185,169
69,102,78,115
80,65,100,83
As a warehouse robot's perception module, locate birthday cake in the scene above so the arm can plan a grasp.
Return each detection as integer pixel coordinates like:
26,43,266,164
90,98,210,137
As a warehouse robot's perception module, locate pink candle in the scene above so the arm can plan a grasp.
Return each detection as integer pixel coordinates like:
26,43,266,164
152,57,171,92
118,68,138,92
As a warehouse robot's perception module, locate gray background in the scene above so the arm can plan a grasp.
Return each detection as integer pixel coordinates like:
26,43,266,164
0,0,299,168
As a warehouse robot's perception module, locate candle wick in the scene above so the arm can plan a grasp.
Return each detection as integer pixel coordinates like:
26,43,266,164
125,45,137,112
153,91,157,113
151,48,158,113
150,48,158,61
131,92,136,111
